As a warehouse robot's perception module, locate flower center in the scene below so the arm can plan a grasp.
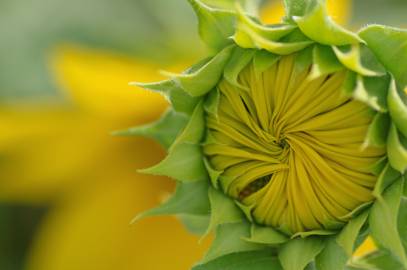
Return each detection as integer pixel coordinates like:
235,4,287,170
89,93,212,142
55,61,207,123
203,54,385,234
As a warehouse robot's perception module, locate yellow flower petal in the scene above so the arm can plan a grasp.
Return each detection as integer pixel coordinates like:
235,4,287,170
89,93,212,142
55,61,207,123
353,236,377,257
0,102,167,203
26,172,210,270
51,45,169,120
261,0,351,25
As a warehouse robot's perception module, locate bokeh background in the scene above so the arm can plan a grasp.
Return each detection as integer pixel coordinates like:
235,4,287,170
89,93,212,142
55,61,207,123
0,0,406,269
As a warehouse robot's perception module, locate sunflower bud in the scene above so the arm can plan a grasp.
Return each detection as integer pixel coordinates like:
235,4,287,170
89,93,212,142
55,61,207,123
126,0,407,269
204,55,385,234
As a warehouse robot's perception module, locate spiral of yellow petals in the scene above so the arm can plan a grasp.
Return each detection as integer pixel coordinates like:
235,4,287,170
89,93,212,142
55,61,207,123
204,55,385,233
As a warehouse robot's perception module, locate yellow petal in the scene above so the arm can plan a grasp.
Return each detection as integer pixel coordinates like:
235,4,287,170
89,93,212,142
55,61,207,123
0,103,166,203
51,45,170,120
261,0,351,25
26,172,210,270
353,236,377,257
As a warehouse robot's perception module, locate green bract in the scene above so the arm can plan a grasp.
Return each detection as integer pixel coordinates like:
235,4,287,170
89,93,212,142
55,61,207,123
123,0,407,269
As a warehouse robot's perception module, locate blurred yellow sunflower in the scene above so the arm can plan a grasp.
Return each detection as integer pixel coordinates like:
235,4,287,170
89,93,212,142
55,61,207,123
0,1,373,269
0,45,210,270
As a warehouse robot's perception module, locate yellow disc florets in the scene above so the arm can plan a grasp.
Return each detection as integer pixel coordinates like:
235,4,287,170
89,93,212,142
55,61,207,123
204,54,385,234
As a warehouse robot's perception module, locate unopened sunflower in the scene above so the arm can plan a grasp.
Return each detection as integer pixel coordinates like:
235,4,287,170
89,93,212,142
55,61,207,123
124,0,407,269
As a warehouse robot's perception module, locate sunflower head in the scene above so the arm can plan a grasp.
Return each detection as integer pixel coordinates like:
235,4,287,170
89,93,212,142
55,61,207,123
125,0,407,269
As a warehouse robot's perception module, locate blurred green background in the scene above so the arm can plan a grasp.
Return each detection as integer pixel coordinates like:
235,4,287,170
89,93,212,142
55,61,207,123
0,0,406,269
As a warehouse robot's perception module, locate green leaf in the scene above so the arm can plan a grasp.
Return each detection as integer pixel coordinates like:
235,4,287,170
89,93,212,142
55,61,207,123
387,78,407,138
332,45,383,77
359,25,407,88
315,237,347,270
193,249,282,270
132,79,200,115
292,230,336,239
205,187,244,235
133,181,210,222
279,237,325,270
353,75,390,112
350,250,405,270
203,158,223,189
202,222,264,263
140,142,208,182
224,47,255,89
364,113,390,147
398,197,407,252
188,0,236,51
373,162,401,197
387,123,407,173
234,4,296,49
234,200,255,222
174,101,205,144
243,224,288,245
112,109,188,149
204,88,221,117
370,156,387,177
309,44,343,79
165,45,233,96
369,179,407,268
178,214,211,235
283,0,309,19
253,50,280,74
336,211,369,256
233,23,313,55
404,175,407,198
294,2,361,46
342,70,357,96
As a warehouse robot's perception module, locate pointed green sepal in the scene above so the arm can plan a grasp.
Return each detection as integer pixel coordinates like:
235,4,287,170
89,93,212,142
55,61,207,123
204,88,220,117
243,224,288,245
233,24,313,55
140,142,208,182
201,222,264,264
364,112,390,147
188,0,236,51
179,214,211,235
132,80,200,115
387,123,407,173
333,45,384,77
283,0,311,19
294,2,362,46
204,187,245,236
315,237,348,270
204,158,222,189
292,230,336,239
404,175,407,197
397,197,407,252
359,25,407,88
113,109,188,149
165,46,233,96
369,179,407,268
388,79,407,138
373,162,401,197
253,49,280,74
224,47,255,89
350,250,406,270
353,75,390,112
234,4,296,49
309,44,343,79
192,249,282,270
132,181,210,223
174,101,205,144
336,211,369,256
278,236,325,270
